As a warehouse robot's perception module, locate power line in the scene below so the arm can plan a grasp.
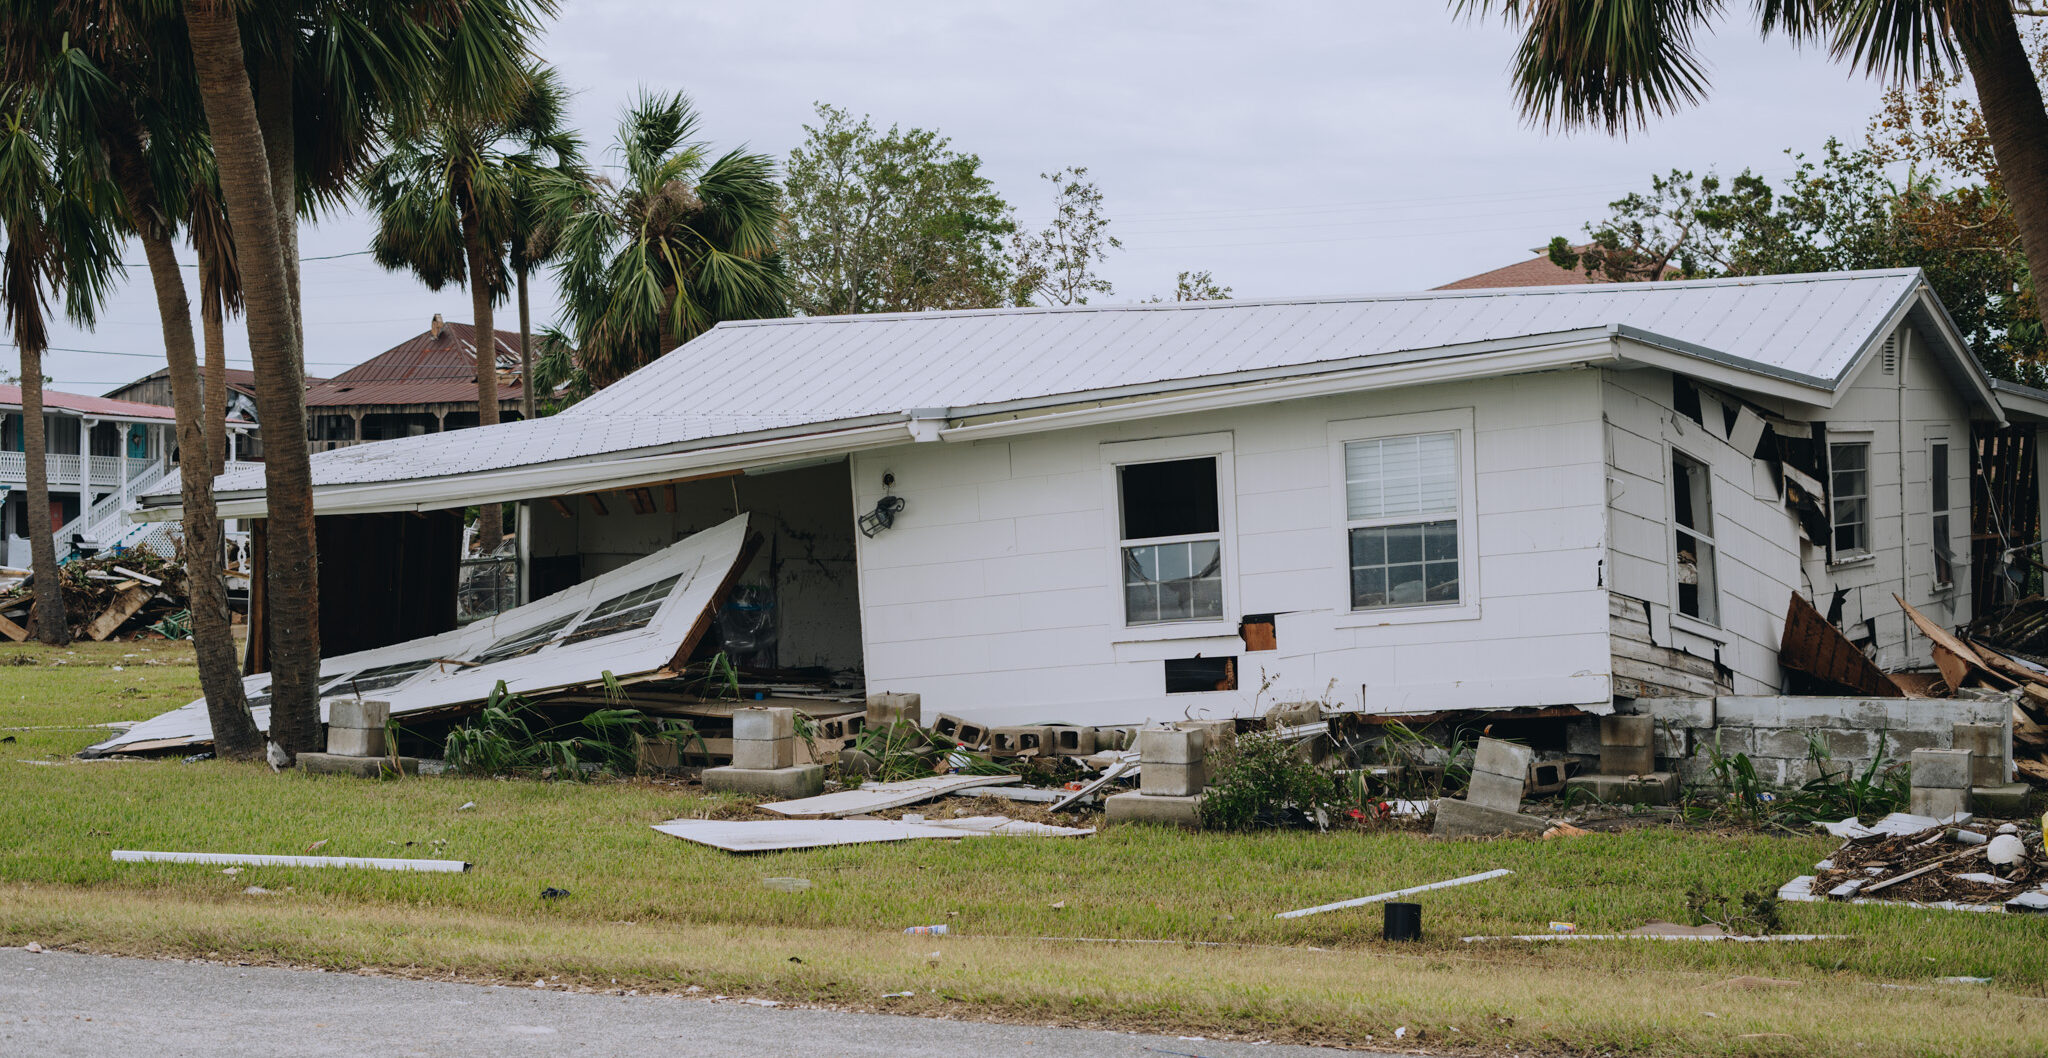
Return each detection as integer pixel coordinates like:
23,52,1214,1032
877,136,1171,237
0,341,360,368
119,248,375,270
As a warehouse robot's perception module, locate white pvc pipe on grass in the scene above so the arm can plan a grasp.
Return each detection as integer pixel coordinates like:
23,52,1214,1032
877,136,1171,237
1275,868,1513,919
113,849,470,873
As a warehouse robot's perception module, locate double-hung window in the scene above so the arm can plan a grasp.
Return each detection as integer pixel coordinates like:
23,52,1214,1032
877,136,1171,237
1671,450,1720,625
1931,440,1954,589
1345,432,1461,610
1829,441,1870,557
1118,457,1224,625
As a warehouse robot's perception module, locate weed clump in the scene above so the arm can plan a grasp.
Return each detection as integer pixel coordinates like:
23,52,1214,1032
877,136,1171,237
1199,730,1340,831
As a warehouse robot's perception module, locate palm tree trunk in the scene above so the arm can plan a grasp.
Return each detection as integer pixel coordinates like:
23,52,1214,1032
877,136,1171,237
200,272,228,479
106,120,261,761
1956,8,2048,311
254,49,303,364
17,341,66,645
461,201,503,553
186,1,321,761
517,259,533,421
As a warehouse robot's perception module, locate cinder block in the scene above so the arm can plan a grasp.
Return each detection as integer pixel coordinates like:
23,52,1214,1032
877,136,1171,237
817,713,865,744
325,725,386,758
326,698,390,731
1909,785,1969,820
1048,726,1097,756
1820,728,1875,763
1472,737,1534,782
1639,697,1714,729
1140,726,1207,765
1953,723,2008,786
865,692,921,729
955,721,990,750
1528,760,1570,795
990,726,1052,756
1971,783,2032,817
1264,701,1321,728
1910,747,1973,790
1600,714,1653,748
702,764,825,799
1564,717,1602,756
1105,790,1204,828
731,736,794,771
1757,727,1818,760
732,707,795,743
1174,719,1236,755
1599,743,1655,777
1564,771,1680,805
297,751,419,777
1432,797,1547,838
1140,760,1208,797
1094,726,1139,752
1464,769,1527,813
1884,729,1939,754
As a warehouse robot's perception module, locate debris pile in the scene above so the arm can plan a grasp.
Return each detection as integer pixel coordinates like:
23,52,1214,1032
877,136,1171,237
1783,814,2048,913
0,550,197,643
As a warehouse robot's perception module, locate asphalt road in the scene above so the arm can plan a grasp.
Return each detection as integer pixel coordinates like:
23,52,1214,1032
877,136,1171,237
0,947,1396,1057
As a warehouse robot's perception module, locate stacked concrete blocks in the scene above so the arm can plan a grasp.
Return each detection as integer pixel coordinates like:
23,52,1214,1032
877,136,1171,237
1908,747,1972,820
865,692,921,730
931,714,990,751
990,726,1052,756
703,706,824,799
324,698,390,758
1953,722,2029,816
1434,737,1548,837
1106,726,1208,827
1564,713,1679,804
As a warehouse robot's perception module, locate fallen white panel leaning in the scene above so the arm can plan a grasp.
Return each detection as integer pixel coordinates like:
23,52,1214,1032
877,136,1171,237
757,774,1021,819
920,815,1095,837
651,818,976,853
113,849,470,873
82,514,755,756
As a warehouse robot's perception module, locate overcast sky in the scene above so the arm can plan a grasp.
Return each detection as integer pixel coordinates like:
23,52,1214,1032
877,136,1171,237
21,1,1902,394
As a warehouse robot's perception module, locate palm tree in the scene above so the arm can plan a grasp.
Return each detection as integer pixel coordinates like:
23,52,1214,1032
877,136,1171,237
363,62,580,552
1457,1,2048,324
0,91,116,646
541,92,789,390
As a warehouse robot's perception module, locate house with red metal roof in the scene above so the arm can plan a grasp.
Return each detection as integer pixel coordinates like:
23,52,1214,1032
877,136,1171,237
304,314,526,450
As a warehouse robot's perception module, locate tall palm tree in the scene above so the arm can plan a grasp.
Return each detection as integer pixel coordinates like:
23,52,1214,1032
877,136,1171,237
541,92,789,390
363,62,580,553
0,89,116,646
1457,1,2048,322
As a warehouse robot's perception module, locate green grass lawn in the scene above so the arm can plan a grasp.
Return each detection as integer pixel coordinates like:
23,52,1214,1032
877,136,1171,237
3,640,2045,1056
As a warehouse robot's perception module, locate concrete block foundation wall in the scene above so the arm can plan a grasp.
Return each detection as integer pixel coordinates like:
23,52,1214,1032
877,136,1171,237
1621,695,2013,788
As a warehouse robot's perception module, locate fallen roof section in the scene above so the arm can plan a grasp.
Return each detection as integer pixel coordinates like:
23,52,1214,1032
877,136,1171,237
757,774,1023,819
650,815,1093,853
82,514,754,757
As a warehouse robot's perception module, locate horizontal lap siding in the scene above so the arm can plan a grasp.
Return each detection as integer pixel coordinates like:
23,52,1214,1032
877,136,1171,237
852,370,1614,725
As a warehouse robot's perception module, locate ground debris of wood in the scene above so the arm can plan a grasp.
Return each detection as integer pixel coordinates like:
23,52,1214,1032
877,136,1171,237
1813,823,2044,905
0,549,197,642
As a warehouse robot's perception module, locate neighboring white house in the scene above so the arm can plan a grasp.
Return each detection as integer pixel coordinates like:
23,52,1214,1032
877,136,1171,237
144,268,2006,727
0,384,199,565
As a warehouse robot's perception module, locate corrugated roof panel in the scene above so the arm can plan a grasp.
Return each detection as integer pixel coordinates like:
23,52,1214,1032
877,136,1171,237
194,269,1934,497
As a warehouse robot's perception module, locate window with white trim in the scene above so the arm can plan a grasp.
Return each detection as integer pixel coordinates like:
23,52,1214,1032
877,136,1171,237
1344,431,1461,610
1829,441,1870,556
1932,440,1954,588
1117,458,1223,625
1671,450,1719,625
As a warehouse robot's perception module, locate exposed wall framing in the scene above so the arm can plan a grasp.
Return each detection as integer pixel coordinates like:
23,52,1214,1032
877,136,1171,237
1972,423,2038,608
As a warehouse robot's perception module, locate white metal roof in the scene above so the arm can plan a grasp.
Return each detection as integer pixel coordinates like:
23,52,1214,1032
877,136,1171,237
160,267,1990,516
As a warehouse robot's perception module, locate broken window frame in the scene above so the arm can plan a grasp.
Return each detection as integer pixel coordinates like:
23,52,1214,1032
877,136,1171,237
1102,434,1236,636
1827,438,1872,560
1329,410,1477,624
1670,447,1721,627
1930,436,1954,590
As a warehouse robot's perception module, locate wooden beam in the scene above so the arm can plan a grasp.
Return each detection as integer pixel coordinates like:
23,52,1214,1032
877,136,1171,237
633,487,656,514
85,586,151,642
548,497,574,519
664,483,677,512
0,610,26,642
586,493,609,516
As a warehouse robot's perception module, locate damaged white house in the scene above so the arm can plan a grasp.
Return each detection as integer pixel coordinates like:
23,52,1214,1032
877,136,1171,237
99,267,2044,752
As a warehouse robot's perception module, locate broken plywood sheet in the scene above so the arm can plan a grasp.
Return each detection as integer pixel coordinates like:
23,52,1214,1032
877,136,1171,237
651,818,975,853
758,774,1021,819
1780,591,1901,697
82,514,755,756
1897,594,2013,692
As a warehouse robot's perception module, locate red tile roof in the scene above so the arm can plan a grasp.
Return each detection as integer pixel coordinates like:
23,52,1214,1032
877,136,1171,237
0,384,182,423
304,322,525,409
1436,245,1679,290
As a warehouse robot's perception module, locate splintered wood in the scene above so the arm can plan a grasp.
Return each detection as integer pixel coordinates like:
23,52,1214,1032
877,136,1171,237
1779,591,1901,697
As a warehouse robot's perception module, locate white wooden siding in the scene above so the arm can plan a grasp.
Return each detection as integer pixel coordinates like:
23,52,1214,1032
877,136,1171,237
852,370,1614,727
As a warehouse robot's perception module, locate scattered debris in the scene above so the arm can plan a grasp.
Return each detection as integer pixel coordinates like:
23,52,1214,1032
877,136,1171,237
111,849,471,873
902,924,948,936
652,818,967,853
1542,823,1590,839
1784,815,2046,913
758,774,1021,819
24,941,44,953
540,887,571,900
0,550,195,644
761,877,812,892
1275,868,1513,919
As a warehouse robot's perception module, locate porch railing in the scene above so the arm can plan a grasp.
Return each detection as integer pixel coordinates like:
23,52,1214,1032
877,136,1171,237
0,450,162,489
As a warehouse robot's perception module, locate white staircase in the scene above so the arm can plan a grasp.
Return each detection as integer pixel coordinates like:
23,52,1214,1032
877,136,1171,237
78,461,181,559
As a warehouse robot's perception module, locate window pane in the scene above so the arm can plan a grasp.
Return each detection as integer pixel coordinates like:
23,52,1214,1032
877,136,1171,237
1189,539,1221,578
1831,443,1866,471
1125,584,1157,623
1346,432,1456,520
1351,521,1458,611
1120,458,1219,540
1931,443,1950,512
1124,541,1223,624
1157,541,1190,584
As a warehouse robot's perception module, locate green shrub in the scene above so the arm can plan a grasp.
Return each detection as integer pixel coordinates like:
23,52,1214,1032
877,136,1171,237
1199,730,1341,831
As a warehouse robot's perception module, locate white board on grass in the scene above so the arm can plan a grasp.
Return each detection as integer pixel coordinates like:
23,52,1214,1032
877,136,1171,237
757,774,1021,818
650,818,973,853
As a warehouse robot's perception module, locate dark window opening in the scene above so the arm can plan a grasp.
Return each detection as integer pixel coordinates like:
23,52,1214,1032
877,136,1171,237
1164,656,1237,694
1119,458,1219,540
1673,377,1703,425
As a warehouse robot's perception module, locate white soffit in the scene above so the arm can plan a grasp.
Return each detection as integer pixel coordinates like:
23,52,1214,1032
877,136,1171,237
82,514,752,756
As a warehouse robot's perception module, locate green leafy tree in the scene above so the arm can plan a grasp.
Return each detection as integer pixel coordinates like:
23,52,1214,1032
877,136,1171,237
538,91,789,392
1010,166,1120,306
1146,269,1232,303
1455,1,2048,371
783,104,1015,316
364,62,581,552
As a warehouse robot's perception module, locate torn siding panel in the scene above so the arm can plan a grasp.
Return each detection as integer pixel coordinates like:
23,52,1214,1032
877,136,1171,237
1610,592,1731,699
